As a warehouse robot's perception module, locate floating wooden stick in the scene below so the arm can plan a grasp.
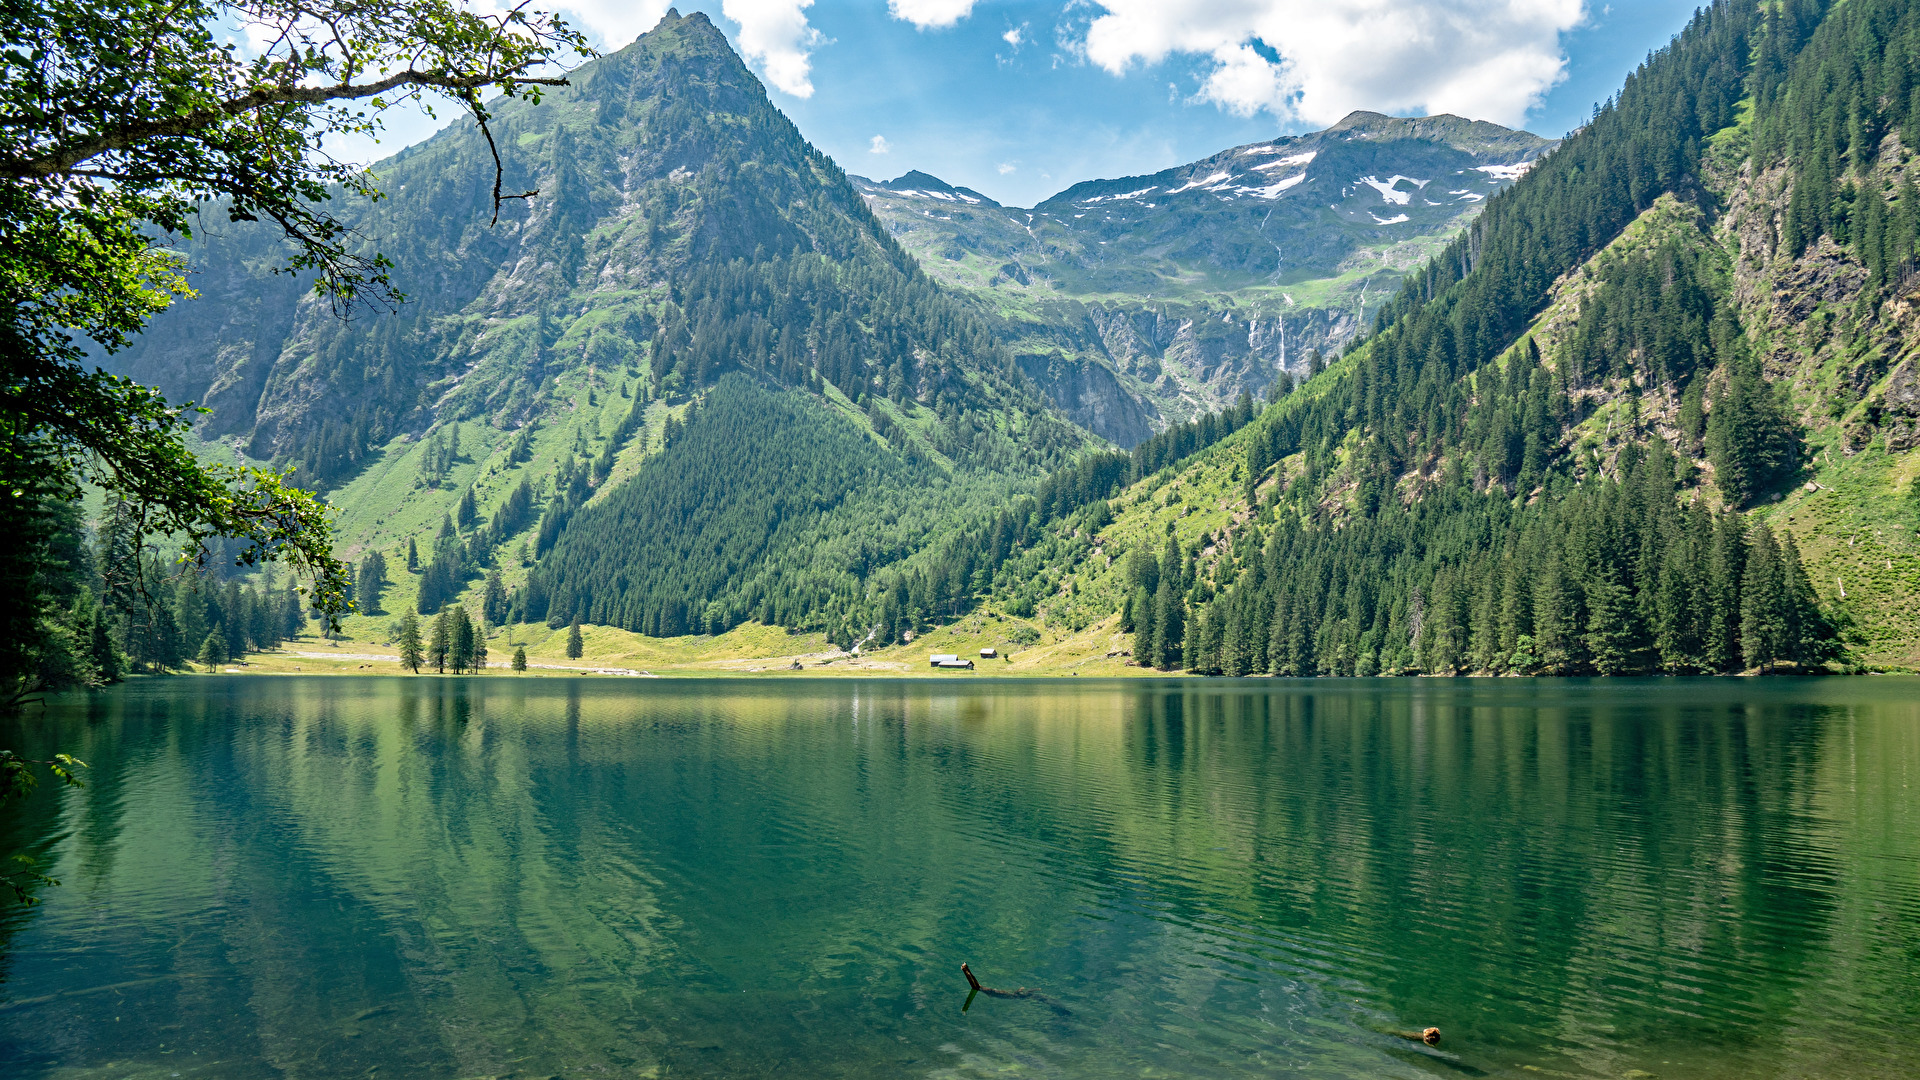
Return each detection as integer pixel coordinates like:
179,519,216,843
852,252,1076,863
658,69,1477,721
960,963,1071,1016
1391,1026,1442,1046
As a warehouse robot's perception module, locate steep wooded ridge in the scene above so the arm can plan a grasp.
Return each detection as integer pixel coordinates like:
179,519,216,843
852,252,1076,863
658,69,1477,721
105,9,1094,646
855,114,1555,439
926,0,1920,674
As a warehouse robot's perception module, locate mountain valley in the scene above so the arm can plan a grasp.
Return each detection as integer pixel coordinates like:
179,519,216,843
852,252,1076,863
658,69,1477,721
56,0,1920,677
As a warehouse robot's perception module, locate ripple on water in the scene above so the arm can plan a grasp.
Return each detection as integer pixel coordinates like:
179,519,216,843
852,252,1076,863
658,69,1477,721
2,676,1919,1079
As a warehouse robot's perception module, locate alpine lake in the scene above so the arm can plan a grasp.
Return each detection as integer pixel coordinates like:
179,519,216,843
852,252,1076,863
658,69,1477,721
3,675,1918,1080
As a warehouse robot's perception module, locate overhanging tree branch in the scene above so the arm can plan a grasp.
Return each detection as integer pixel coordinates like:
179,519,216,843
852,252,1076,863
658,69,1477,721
4,69,571,180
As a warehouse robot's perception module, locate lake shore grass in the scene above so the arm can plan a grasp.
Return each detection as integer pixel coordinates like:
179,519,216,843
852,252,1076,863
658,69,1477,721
192,613,1170,678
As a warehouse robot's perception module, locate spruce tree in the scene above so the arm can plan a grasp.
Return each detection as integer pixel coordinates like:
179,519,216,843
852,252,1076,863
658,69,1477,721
1129,586,1155,662
248,587,277,650
356,552,387,616
1532,554,1571,674
196,632,224,673
450,608,474,673
173,581,208,658
397,614,424,673
221,582,247,661
427,610,451,673
406,537,419,573
1150,577,1184,671
1706,358,1801,507
566,620,584,659
512,645,528,671
1779,533,1830,667
1705,514,1746,671
1740,524,1787,673
281,585,303,639
483,570,508,626
90,607,122,684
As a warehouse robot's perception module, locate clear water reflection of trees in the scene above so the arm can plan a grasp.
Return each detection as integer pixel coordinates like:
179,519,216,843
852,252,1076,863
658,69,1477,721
2,677,1917,1079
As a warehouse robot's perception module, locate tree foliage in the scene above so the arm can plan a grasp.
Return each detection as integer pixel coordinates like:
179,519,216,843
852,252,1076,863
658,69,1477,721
0,0,590,707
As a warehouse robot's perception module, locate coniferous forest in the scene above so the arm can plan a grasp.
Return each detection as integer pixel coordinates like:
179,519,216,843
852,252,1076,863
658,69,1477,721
8,0,1920,696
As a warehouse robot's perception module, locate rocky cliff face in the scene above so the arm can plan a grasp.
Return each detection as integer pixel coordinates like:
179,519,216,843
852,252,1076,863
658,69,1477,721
856,111,1555,435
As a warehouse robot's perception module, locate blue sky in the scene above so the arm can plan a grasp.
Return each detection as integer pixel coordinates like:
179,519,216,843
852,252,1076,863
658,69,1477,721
349,2,1700,208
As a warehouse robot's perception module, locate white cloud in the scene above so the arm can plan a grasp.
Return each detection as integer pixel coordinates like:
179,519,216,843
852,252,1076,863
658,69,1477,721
1003,26,1024,48
555,2,820,97
871,135,893,154
722,0,823,97
1077,0,1587,128
888,0,978,29
554,2,673,48
998,162,1017,174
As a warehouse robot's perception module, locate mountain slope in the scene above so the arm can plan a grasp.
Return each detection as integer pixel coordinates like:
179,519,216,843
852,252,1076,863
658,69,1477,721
841,0,1920,674
855,112,1554,436
113,9,1088,638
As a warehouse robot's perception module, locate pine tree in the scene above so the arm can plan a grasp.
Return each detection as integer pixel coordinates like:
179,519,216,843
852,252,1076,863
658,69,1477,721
472,619,489,673
196,631,224,673
1150,576,1184,671
1741,524,1787,673
281,584,303,638
512,645,528,672
221,581,247,660
1706,358,1801,507
1779,533,1830,667
248,587,277,651
566,619,584,659
427,610,450,673
483,570,508,626
1129,585,1154,662
1705,514,1746,671
397,613,424,673
450,608,474,673
406,537,419,573
456,488,479,531
173,580,208,658
356,552,388,616
90,605,122,683
1532,553,1572,674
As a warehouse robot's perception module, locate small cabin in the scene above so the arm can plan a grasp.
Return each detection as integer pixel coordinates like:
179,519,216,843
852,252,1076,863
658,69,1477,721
979,648,997,659
929,654,974,669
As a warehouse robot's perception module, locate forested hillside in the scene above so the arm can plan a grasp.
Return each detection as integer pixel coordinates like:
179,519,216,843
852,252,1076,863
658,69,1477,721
58,9,1090,660
36,0,1920,683
849,0,1920,674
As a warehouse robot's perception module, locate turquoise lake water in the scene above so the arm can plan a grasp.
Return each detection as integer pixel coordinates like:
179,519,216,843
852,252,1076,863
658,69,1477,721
2,676,1918,1078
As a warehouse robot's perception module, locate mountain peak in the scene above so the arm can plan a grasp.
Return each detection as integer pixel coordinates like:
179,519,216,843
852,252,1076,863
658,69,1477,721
855,170,1000,208
1325,110,1551,157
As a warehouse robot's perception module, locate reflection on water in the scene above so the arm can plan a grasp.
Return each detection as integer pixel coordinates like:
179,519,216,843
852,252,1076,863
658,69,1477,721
2,676,1918,1078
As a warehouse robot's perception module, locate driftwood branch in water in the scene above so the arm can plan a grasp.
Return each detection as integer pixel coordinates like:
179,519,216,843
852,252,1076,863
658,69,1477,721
960,963,1072,1016
1391,1027,1443,1046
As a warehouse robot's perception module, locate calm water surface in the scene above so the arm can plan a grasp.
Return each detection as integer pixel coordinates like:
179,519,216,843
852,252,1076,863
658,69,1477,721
2,676,1918,1079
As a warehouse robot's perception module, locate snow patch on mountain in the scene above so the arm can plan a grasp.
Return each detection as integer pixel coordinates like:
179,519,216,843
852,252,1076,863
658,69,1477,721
1084,186,1159,203
1475,162,1533,181
895,188,981,204
1170,171,1233,194
1252,151,1316,172
1371,212,1411,225
1238,173,1307,198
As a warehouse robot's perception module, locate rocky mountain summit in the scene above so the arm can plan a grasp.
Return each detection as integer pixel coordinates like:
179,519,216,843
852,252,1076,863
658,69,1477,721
855,112,1555,432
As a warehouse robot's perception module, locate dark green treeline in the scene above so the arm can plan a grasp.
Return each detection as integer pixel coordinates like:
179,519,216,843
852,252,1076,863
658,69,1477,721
1175,441,1835,676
